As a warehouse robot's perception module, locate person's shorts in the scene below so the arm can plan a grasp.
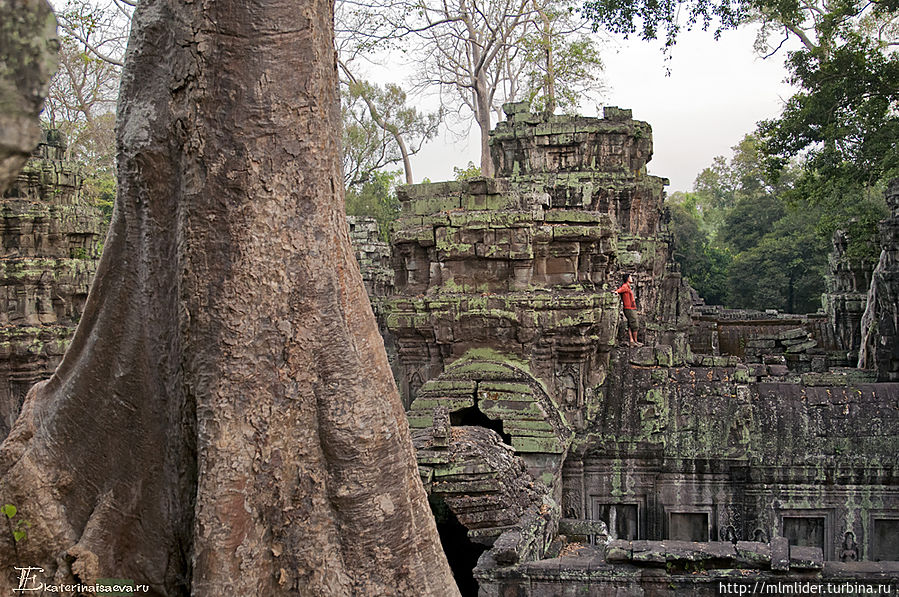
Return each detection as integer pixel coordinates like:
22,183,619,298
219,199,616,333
624,309,639,331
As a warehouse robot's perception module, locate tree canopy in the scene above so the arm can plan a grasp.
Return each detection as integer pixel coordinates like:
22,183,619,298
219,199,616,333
670,133,888,313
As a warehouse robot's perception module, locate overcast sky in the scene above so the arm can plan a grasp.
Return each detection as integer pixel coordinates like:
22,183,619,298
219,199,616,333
407,26,799,193
54,1,798,194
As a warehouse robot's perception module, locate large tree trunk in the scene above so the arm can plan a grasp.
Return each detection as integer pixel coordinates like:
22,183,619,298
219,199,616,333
0,0,459,595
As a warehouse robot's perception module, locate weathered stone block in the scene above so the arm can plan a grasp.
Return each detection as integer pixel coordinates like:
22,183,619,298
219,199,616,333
511,436,564,453
767,364,790,376
771,537,790,571
734,541,771,567
778,328,808,341
733,365,751,383
789,545,823,570
630,346,656,366
479,381,534,394
785,340,817,353
654,344,673,367
411,397,476,411
800,372,848,387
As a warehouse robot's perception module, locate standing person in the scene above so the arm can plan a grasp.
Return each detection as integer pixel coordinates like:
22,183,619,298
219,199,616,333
615,274,642,346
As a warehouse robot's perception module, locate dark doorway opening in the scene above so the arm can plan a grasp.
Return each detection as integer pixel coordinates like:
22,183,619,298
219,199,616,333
430,496,488,597
450,404,512,445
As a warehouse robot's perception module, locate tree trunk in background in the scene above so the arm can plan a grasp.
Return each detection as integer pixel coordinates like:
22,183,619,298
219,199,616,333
475,76,494,178
0,0,459,595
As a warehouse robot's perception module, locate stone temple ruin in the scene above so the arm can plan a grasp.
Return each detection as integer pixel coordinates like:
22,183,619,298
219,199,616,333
376,103,899,594
1,110,897,594
0,130,104,438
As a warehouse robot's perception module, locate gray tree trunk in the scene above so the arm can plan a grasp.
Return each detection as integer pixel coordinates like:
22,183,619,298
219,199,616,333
0,0,58,192
0,0,459,595
475,76,494,178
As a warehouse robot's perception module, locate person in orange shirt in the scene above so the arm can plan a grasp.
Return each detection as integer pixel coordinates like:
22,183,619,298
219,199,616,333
615,273,642,346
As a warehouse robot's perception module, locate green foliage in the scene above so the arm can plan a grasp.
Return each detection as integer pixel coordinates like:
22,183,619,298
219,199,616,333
788,173,888,264
341,79,440,187
692,134,798,236
668,199,731,304
718,193,785,253
580,0,743,49
759,34,899,185
726,208,827,314
84,167,116,233
453,162,482,181
345,170,402,240
2,503,29,543
581,0,896,301
519,7,605,114
673,131,886,314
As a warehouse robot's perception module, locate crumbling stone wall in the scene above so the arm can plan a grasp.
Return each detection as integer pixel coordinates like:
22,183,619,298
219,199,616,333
387,104,669,421
563,347,898,554
689,305,839,360
0,131,104,437
383,106,899,595
824,228,874,361
347,215,393,297
475,537,899,596
858,179,899,381
384,104,671,564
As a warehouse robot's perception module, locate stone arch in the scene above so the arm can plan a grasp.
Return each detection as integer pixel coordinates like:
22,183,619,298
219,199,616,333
408,348,572,459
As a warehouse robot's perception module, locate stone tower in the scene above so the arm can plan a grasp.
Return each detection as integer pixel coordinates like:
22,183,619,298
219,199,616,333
0,130,105,437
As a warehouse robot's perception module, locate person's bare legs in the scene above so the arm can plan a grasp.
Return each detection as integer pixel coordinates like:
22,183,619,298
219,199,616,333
629,329,642,346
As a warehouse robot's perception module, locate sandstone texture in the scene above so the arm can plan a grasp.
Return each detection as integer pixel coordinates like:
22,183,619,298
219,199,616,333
0,131,103,438
858,179,899,380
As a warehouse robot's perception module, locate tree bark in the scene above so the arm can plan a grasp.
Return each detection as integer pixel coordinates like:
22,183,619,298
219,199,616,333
0,0,459,595
0,0,58,192
474,75,494,178
537,6,556,117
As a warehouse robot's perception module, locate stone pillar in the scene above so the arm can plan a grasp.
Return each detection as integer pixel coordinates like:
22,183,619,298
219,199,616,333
823,227,872,361
858,179,899,380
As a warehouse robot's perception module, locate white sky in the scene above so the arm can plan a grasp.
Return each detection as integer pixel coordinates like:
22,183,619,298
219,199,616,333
53,0,799,194
406,26,799,193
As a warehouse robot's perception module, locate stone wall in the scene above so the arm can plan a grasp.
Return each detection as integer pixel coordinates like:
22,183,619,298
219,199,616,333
476,539,899,596
381,105,676,586
824,228,874,361
387,104,670,422
347,215,393,297
384,107,899,595
0,131,104,438
858,179,899,381
562,348,898,554
689,306,840,360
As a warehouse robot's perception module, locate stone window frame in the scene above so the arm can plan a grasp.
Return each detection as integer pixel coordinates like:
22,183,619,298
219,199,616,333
590,497,644,541
868,511,899,562
663,506,714,542
777,508,834,561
